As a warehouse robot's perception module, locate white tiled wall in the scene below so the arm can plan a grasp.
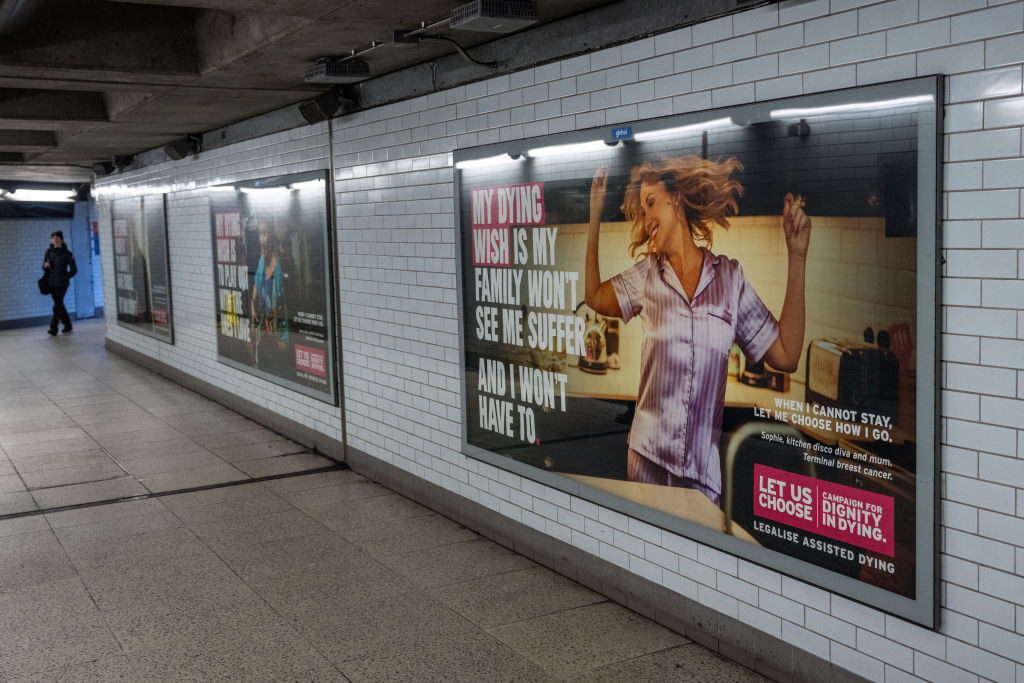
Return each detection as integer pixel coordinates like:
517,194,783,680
0,218,75,323
97,1,1024,680
95,125,343,442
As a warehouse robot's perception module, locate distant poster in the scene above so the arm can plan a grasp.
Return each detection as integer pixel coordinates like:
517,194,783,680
208,170,336,403
456,78,939,626
112,194,173,342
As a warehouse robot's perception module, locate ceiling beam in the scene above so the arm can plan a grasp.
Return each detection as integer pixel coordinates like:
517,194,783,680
0,129,57,147
0,0,199,78
0,88,107,121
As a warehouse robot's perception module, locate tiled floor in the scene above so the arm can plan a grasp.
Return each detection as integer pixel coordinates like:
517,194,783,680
0,320,332,516
0,320,767,681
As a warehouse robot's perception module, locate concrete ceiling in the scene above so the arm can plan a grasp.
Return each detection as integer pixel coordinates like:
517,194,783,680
0,0,619,184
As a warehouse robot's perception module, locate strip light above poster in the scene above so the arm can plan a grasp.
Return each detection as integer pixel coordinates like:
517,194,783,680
455,77,940,626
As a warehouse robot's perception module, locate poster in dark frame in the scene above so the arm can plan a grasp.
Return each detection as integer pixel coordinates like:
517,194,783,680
207,170,337,404
112,194,174,343
455,77,940,626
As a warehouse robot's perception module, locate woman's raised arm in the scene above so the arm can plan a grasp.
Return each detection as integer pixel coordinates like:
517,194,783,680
585,166,623,318
763,193,811,373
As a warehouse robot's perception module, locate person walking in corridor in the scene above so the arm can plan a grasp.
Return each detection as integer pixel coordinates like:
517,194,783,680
42,230,77,335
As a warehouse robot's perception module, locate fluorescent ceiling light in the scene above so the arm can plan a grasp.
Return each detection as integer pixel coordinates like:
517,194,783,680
238,186,289,194
289,179,325,190
8,189,75,202
633,117,735,141
527,140,610,158
770,95,934,119
455,154,524,170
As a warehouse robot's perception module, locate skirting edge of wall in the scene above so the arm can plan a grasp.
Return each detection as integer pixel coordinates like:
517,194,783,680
106,336,867,683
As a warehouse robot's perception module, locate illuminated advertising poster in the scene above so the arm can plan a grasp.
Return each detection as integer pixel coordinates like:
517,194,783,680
208,170,337,403
456,79,939,625
112,194,173,342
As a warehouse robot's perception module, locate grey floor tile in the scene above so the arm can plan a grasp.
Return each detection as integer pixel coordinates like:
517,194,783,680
55,394,135,411
126,640,347,683
262,468,366,494
429,565,606,629
232,452,332,477
172,418,256,438
568,643,769,682
274,477,389,510
30,476,148,509
288,589,481,665
45,498,169,529
238,542,411,607
382,538,535,588
18,459,126,489
63,406,147,424
193,426,289,449
103,437,208,460
0,473,26,494
13,655,140,683
338,628,552,683
0,576,97,629
167,487,294,527
142,400,221,418
0,458,15,476
61,526,208,568
80,416,169,436
0,426,89,448
160,481,272,512
340,512,479,558
189,508,331,552
92,427,185,449
0,531,78,589
487,601,688,678
0,417,78,434
119,449,225,477
52,509,184,549
77,550,248,611
138,462,248,493
0,514,49,538
303,492,433,532
0,490,38,516
211,438,306,462
0,616,122,680
2,437,100,460
9,450,110,474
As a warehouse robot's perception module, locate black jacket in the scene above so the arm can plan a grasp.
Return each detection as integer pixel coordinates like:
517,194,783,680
43,245,77,287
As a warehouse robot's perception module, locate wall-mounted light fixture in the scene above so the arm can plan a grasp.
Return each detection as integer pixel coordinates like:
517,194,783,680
633,117,734,141
527,140,611,157
455,152,526,170
770,95,933,119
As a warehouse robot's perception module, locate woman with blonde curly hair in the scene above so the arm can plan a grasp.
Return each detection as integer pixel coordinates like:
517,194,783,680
585,156,811,505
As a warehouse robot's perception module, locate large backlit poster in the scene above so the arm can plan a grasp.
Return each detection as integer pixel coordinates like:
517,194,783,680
208,170,337,403
456,78,939,626
112,194,173,342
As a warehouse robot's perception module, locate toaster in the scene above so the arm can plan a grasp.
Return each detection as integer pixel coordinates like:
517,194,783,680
804,339,899,418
